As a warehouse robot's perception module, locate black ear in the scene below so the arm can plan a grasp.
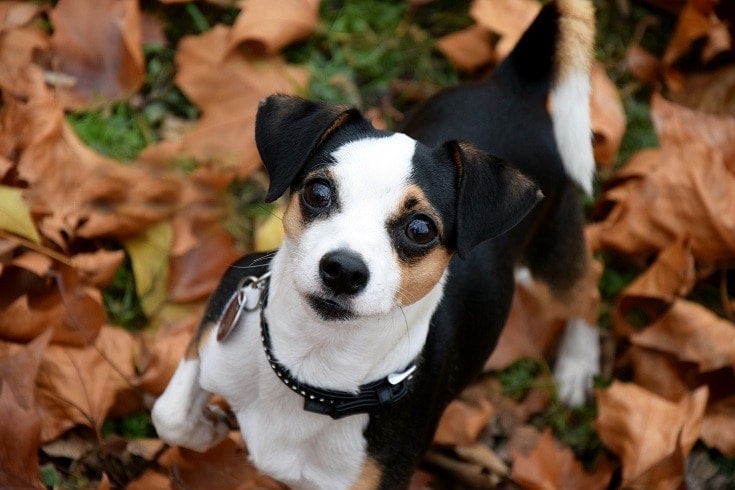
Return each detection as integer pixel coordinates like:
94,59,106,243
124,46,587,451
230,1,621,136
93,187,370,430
255,95,363,202
446,141,542,259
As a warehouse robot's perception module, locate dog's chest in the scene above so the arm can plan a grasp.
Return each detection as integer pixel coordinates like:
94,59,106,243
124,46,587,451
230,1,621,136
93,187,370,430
198,310,370,489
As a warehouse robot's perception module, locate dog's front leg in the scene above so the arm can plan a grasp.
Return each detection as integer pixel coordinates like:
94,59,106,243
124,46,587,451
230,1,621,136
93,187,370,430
152,358,231,452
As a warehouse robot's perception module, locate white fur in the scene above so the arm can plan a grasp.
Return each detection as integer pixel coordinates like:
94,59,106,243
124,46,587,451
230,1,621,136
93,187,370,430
154,134,446,489
553,317,600,407
550,72,595,195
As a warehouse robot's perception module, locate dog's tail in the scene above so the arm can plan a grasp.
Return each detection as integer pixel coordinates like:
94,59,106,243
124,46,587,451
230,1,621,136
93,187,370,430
497,0,596,194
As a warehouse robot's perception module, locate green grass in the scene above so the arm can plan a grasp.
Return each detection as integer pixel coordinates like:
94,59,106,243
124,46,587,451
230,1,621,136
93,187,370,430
102,255,147,331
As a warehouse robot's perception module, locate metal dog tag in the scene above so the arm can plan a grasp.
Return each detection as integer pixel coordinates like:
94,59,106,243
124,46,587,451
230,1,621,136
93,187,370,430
216,276,265,342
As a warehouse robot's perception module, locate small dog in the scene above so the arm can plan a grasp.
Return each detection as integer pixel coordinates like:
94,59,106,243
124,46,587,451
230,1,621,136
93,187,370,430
153,0,596,487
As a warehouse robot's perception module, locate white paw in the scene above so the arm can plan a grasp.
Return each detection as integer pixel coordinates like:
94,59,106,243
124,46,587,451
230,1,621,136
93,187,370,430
553,319,600,407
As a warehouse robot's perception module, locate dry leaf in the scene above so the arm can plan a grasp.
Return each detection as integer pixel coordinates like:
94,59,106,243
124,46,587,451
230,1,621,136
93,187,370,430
651,93,735,169
470,0,540,60
124,221,172,316
0,185,41,243
433,396,494,446
436,26,495,73
595,381,708,487
510,429,612,490
140,25,309,178
35,326,139,442
624,43,662,86
630,299,735,372
0,330,51,489
48,0,144,109
158,434,285,489
0,258,106,346
700,395,735,457
614,237,696,336
228,0,320,56
590,63,626,168
590,139,735,261
628,346,696,401
0,3,48,96
70,249,125,289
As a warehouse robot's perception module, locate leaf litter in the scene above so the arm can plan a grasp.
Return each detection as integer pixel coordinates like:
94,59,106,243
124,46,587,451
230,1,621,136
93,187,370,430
0,0,734,487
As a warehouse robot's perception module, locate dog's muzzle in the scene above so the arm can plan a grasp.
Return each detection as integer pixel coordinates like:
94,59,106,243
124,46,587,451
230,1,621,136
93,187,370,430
319,249,369,295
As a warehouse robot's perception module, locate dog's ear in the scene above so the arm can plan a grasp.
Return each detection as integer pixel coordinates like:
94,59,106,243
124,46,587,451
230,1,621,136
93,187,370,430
255,95,363,202
445,141,542,259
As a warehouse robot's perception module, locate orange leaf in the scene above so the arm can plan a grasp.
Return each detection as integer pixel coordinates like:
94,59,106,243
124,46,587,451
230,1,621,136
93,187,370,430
631,299,735,372
470,0,540,60
433,396,494,446
0,330,50,489
628,346,696,402
35,326,139,442
590,63,626,168
48,0,144,109
510,429,612,490
595,381,708,487
437,26,495,73
157,435,285,489
614,237,695,336
228,0,320,56
141,26,308,178
0,2,48,96
700,395,735,457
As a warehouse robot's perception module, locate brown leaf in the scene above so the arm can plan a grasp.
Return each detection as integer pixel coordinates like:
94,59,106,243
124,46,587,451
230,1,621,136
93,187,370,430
436,25,494,73
590,63,626,167
630,299,735,372
70,249,125,289
510,429,612,490
590,138,735,262
470,0,540,60
595,381,708,487
0,257,106,346
158,434,285,489
0,330,50,489
35,326,139,442
433,396,494,446
0,3,48,96
228,0,320,56
700,395,735,457
48,0,144,109
614,237,696,336
623,43,662,86
4,70,180,247
628,346,697,401
651,93,735,168
140,26,308,178
663,1,731,71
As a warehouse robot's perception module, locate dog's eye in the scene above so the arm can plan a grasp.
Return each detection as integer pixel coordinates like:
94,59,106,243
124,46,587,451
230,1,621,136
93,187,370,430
405,215,438,245
302,179,332,209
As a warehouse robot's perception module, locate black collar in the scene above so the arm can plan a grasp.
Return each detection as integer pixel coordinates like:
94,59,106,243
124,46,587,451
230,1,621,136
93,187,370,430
257,278,417,420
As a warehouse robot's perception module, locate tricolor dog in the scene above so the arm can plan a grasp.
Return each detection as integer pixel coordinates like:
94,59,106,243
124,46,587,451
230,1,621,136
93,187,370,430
153,0,598,487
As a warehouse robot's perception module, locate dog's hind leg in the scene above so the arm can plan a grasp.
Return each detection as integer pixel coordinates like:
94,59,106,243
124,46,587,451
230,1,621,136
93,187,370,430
151,354,231,452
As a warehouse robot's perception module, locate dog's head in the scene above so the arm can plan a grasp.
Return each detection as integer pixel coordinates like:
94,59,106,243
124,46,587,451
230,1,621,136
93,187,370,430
256,95,540,322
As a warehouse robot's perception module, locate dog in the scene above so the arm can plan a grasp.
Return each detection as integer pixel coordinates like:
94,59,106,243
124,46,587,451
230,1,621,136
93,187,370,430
152,0,597,487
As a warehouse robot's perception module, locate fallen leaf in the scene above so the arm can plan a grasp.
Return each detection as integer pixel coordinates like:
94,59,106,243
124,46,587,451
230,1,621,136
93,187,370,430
0,185,41,243
0,2,48,96
158,434,285,489
228,0,320,56
614,237,696,336
651,93,735,168
624,43,662,86
436,25,495,73
590,139,735,261
48,0,144,109
70,249,125,289
35,325,139,442
140,25,309,178
510,428,611,490
0,258,106,345
124,221,172,316
590,63,626,168
628,346,696,401
253,203,285,253
470,0,540,60
433,396,494,446
700,395,735,457
0,330,50,489
630,299,735,372
595,381,708,487
667,65,735,115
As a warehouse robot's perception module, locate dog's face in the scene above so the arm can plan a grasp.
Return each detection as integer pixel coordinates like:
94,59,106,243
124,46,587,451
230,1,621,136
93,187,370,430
255,95,540,322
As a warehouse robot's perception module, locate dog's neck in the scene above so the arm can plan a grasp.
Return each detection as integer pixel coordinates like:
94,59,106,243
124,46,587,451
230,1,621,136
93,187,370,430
264,244,445,392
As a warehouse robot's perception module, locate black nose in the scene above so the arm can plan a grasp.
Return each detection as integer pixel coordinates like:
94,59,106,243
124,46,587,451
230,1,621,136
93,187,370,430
319,249,369,295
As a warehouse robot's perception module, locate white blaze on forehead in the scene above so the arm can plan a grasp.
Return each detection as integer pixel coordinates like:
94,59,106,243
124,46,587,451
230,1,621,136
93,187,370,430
330,133,417,206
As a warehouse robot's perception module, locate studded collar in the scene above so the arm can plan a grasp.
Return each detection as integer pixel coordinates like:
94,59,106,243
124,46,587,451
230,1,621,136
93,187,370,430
217,271,417,419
